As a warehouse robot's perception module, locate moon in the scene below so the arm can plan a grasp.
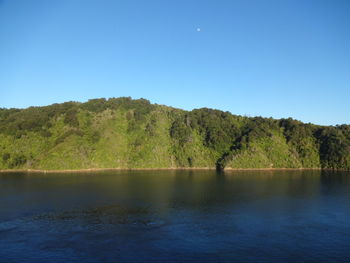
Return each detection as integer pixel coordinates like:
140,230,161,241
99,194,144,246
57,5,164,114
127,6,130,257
196,28,201,32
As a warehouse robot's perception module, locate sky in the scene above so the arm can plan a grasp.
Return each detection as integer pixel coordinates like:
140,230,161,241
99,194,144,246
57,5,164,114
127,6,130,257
1,0,349,125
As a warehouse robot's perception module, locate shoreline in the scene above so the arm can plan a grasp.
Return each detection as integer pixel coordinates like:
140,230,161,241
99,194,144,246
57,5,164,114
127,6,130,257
0,167,342,174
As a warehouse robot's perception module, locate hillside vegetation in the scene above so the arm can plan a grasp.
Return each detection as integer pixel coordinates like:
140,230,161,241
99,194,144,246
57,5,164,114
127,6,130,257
0,97,349,170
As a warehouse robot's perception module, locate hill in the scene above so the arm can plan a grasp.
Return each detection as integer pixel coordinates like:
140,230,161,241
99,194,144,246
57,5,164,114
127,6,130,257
0,97,349,170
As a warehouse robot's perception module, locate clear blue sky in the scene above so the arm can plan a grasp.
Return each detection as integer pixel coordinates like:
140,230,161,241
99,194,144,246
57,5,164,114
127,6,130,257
1,0,349,125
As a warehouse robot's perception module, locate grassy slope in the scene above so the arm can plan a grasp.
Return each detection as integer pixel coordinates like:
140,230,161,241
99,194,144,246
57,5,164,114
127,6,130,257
0,98,349,170
225,131,320,169
0,106,215,169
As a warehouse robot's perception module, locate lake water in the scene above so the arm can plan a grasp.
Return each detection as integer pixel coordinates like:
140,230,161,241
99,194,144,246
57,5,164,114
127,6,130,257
0,170,350,263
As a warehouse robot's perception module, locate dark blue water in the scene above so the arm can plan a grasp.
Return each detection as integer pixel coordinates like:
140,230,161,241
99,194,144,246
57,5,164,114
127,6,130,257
0,170,350,263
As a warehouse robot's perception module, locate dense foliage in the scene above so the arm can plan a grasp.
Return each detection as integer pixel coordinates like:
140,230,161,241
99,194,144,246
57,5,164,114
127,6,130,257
0,97,349,170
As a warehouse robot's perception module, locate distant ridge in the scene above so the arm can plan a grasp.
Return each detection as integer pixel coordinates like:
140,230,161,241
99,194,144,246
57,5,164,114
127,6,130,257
0,97,349,170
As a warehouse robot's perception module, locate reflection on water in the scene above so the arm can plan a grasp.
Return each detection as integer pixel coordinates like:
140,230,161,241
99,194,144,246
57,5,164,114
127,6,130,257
0,170,350,263
33,204,162,227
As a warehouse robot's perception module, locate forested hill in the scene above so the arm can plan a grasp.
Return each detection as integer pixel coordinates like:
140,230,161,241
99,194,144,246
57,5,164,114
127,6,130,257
0,97,349,170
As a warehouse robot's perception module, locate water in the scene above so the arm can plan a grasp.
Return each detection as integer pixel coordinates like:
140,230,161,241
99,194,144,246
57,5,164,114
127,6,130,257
0,170,350,263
